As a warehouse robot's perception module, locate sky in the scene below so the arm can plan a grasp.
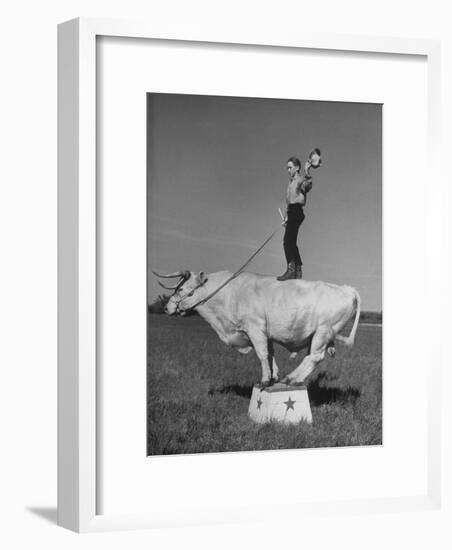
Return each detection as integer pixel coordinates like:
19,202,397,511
147,93,382,311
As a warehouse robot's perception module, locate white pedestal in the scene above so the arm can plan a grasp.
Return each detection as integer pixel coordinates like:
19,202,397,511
248,383,313,424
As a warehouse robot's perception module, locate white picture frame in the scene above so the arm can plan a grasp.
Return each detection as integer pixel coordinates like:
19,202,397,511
58,17,442,533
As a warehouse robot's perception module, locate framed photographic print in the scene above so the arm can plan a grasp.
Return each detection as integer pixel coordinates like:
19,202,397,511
58,18,442,532
146,92,382,454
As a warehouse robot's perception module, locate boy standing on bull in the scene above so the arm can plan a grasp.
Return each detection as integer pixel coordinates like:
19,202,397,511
277,148,322,281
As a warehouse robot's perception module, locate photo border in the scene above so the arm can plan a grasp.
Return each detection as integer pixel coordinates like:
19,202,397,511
57,17,442,532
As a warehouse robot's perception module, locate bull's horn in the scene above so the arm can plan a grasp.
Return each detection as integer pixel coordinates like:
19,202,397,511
152,270,188,279
157,281,182,290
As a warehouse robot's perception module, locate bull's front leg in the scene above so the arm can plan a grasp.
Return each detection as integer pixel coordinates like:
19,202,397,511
267,340,280,384
247,327,273,387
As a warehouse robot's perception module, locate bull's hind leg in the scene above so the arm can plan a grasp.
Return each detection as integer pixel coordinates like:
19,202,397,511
283,325,332,385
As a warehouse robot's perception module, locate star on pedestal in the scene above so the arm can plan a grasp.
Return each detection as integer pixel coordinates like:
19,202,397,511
284,396,296,411
257,397,263,410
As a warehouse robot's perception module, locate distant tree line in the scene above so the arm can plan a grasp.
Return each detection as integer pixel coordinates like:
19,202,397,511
360,311,382,324
148,294,170,314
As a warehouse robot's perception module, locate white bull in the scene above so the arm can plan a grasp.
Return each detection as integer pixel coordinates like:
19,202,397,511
159,270,361,386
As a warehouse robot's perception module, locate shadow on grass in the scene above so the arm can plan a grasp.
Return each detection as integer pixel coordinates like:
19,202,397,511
208,384,254,398
209,376,361,407
308,372,360,406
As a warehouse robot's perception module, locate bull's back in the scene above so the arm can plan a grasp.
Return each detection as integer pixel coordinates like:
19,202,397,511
230,273,355,341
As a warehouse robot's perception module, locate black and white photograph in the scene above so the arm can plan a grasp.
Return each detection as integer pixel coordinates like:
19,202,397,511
3,0,448,543
147,93,382,455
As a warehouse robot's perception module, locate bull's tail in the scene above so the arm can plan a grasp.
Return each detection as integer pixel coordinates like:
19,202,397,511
336,289,361,348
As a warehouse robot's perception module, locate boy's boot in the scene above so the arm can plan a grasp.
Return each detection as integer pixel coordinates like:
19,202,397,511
277,261,296,281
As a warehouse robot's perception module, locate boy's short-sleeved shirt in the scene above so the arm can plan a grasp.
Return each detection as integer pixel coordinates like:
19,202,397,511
286,174,312,205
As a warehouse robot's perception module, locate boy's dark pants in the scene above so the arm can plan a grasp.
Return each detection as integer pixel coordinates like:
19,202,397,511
283,203,305,265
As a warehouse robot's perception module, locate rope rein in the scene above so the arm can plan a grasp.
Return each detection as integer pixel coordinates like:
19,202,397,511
184,225,282,312
173,149,322,313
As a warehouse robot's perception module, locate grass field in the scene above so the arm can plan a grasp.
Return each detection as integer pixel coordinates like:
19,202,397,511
147,314,382,455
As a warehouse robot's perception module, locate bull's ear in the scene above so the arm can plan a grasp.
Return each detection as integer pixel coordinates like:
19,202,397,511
198,271,208,284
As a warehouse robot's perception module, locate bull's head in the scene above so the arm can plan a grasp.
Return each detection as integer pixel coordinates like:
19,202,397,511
153,270,209,316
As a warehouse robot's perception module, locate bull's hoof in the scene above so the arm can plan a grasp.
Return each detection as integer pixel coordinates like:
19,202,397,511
258,379,274,391
281,376,305,387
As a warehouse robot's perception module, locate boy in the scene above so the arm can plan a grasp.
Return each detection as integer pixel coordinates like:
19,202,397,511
277,149,321,281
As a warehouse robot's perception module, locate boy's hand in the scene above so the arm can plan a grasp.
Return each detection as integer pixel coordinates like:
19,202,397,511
301,177,313,194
